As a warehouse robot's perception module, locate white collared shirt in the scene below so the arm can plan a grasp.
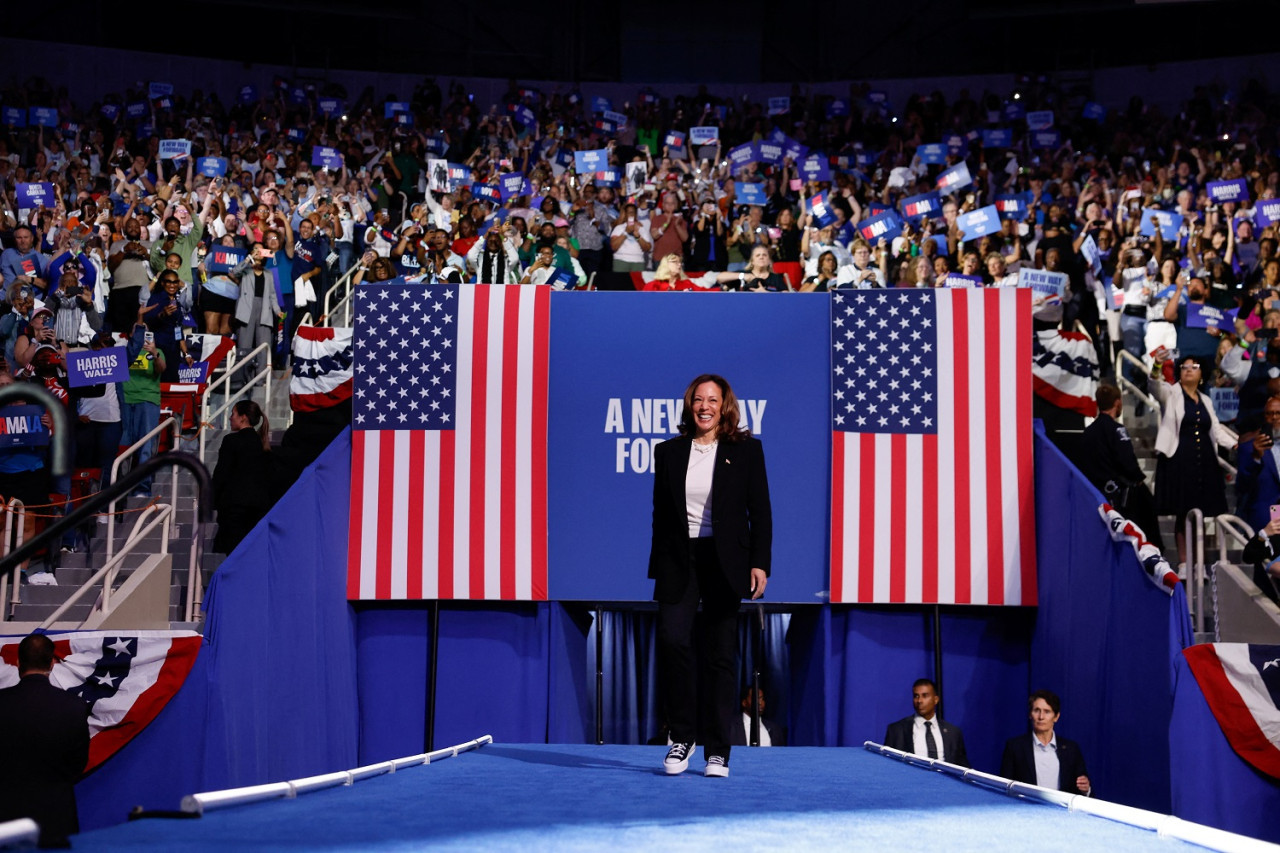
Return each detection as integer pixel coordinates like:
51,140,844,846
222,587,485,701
741,712,772,746
1032,732,1059,789
911,714,946,762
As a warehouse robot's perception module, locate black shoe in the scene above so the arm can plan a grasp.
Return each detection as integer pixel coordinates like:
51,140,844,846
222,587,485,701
663,742,694,775
705,754,729,778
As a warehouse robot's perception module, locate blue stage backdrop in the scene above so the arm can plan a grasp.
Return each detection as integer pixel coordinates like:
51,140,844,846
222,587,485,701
547,292,832,603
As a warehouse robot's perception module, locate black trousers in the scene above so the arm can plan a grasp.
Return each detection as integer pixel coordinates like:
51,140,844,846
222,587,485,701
656,537,741,760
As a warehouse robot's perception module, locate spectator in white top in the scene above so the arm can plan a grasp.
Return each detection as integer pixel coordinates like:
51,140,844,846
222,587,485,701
467,227,521,284
609,203,652,273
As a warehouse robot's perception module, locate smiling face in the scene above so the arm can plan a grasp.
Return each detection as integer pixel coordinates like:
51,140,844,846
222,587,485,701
690,380,722,441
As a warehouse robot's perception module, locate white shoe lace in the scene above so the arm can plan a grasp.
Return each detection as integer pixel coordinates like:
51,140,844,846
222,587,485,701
666,743,691,761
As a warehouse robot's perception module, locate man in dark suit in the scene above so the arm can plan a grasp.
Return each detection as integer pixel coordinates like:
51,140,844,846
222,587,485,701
1000,689,1092,795
651,374,771,778
0,634,91,848
731,686,786,747
883,678,969,767
1075,383,1162,548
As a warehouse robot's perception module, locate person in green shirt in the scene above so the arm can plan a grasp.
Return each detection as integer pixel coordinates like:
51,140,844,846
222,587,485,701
120,324,165,497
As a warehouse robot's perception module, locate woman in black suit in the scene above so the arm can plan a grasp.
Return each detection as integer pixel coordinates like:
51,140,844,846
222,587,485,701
212,400,272,553
650,373,772,778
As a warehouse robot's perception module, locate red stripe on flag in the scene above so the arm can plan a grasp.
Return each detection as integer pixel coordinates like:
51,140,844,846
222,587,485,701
375,430,396,599
889,433,906,603
984,293,1005,605
530,288,550,600
1017,289,1036,603
951,294,972,604
1183,646,1280,778
857,434,876,602
830,431,845,603
347,430,366,599
438,430,455,599
499,286,520,600
922,434,938,602
407,431,425,599
468,286,491,599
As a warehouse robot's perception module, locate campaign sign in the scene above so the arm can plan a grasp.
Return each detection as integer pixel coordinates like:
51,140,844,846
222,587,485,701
590,96,612,115
318,98,342,117
854,150,879,169
855,209,903,246
1,106,25,127
1081,234,1101,274
238,85,257,104
592,118,618,135
289,87,308,106
471,183,502,204
1186,303,1237,330
148,82,173,99
16,182,55,208
99,104,119,122
29,107,58,128
982,128,1013,148
447,163,471,186
1256,199,1280,228
1031,130,1061,150
916,144,948,165
867,203,890,218
384,101,410,119
125,101,148,119
767,96,790,116
65,348,129,388
589,168,619,188
1139,208,1184,242
574,149,608,173
1210,387,1240,423
956,205,1002,242
311,146,343,171
424,136,447,156
1026,110,1054,130
1018,267,1068,300
136,122,153,140
151,95,173,112
0,405,50,449
945,134,968,156
158,138,191,159
781,137,809,163
177,361,211,384
900,191,942,223
728,142,757,169
947,274,984,288
1082,102,1106,121
60,121,79,139
736,182,768,207
664,130,686,150
807,192,838,228
800,156,831,183
499,172,529,202
996,192,1034,220
755,141,782,166
206,246,246,274
689,126,719,146
507,103,537,128
826,98,849,118
197,157,228,178
1207,179,1249,204
283,127,305,142
602,110,628,129
547,293,829,602
936,162,972,194
1003,102,1026,121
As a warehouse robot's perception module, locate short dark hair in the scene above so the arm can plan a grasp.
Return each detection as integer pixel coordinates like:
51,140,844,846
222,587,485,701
1095,383,1121,413
1029,689,1061,715
912,678,938,694
18,634,56,674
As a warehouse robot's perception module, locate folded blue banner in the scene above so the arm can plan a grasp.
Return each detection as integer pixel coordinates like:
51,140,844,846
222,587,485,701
936,162,972,195
807,192,838,228
982,128,1013,148
384,101,410,119
1018,267,1068,299
206,245,246,273
956,204,1003,242
1,106,26,127
1186,303,1237,330
0,405,50,448
1139,207,1184,242
800,156,831,183
602,110,628,128
311,145,343,171
158,138,191,160
594,168,621,188
826,98,849,118
238,85,257,104
15,182,55,208
916,143,948,165
1026,110,1054,130
99,104,119,122
736,182,768,206
855,209,903,246
1030,130,1061,149
318,98,342,117
665,130,686,149
590,96,612,115
125,101,148,119
1082,102,1106,121
899,191,942,223
996,192,1034,220
177,361,211,384
148,81,173,99
66,347,130,388
1256,199,1280,228
574,148,608,173
689,126,719,146
728,142,757,169
1207,179,1249,204
28,107,58,128
1003,102,1026,121
767,97,790,116
757,141,784,165
499,172,529,202
471,183,501,204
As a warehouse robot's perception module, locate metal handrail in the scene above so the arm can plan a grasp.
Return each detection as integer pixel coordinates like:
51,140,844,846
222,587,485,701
1185,509,1206,635
322,265,360,328
198,342,273,464
0,498,26,621
1114,350,1161,428
107,417,180,564
39,504,172,629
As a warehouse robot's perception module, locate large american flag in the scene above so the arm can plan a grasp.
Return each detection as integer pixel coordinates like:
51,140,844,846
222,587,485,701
829,288,1036,605
347,282,549,600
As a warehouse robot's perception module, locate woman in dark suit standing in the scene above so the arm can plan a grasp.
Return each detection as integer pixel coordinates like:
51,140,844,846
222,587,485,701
650,374,772,778
212,400,272,553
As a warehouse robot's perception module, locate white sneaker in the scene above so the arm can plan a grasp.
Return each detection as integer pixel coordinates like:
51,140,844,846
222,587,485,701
705,755,729,778
663,742,694,775
28,571,58,586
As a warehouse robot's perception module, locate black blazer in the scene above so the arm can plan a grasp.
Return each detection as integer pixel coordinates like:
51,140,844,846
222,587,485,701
649,434,772,603
0,674,91,845
1000,733,1090,794
884,715,970,768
